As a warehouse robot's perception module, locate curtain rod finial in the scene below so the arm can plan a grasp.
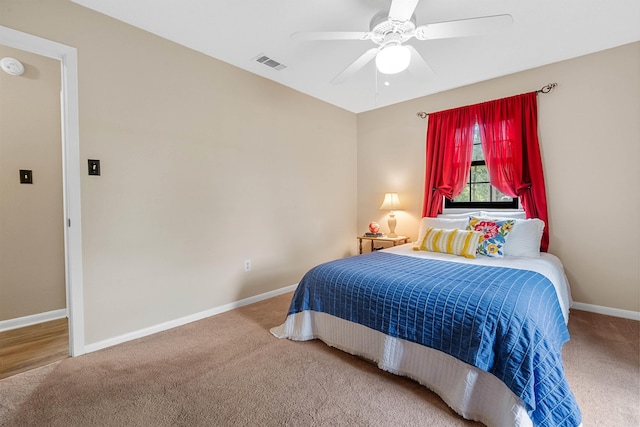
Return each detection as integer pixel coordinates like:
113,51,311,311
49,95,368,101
537,83,557,94
417,111,428,119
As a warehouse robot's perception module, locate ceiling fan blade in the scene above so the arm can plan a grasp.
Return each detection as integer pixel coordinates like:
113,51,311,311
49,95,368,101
291,31,372,41
415,14,513,40
388,0,420,21
406,45,435,78
331,48,379,84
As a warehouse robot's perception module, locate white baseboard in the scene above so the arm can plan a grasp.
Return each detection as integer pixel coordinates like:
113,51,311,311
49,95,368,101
84,284,298,354
79,288,638,354
0,309,68,333
571,302,640,321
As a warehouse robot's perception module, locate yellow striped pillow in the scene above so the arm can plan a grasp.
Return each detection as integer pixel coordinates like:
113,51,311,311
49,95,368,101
414,227,483,259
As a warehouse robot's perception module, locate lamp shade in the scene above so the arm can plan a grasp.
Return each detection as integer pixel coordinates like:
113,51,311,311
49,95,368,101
379,192,401,211
375,45,411,75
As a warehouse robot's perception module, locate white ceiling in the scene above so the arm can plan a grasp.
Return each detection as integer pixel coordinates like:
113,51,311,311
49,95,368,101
71,0,640,113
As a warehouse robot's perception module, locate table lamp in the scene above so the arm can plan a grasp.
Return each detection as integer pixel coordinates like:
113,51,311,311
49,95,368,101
379,192,401,237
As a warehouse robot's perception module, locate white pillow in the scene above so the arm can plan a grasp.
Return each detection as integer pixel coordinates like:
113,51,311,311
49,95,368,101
416,217,471,250
481,210,526,220
438,211,481,219
497,217,545,257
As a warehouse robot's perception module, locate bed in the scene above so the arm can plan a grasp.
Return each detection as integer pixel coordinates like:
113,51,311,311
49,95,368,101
271,215,582,427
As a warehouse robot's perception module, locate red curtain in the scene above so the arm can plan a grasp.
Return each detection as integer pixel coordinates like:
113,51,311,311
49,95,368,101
421,92,550,251
422,106,476,218
477,92,549,251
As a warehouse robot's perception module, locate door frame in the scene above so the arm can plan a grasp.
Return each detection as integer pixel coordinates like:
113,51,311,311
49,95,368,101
0,26,85,356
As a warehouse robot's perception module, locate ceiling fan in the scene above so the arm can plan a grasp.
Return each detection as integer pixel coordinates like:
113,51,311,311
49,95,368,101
291,0,513,84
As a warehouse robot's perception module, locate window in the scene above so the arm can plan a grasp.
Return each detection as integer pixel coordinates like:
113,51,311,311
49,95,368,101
444,124,518,209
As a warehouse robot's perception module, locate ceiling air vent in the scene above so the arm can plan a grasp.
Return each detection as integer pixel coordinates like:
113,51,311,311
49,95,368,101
253,54,287,71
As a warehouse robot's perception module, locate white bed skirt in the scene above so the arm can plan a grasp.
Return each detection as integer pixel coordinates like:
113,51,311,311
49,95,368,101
271,310,533,427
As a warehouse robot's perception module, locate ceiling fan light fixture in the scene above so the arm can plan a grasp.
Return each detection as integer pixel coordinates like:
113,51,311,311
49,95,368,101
375,44,410,74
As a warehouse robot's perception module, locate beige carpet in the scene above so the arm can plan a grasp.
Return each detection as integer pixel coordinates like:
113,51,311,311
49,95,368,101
0,292,638,427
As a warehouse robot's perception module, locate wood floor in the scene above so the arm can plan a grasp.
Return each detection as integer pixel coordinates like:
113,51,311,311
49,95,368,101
0,318,69,380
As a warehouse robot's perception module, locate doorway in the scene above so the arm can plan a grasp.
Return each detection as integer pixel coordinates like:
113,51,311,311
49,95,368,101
0,43,68,375
0,26,84,357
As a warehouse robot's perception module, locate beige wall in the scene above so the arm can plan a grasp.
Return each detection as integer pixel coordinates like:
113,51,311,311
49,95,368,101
1,0,357,344
358,42,640,313
0,45,66,321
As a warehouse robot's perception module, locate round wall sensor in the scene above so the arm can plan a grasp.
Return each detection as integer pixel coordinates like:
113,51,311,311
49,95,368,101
1,57,25,76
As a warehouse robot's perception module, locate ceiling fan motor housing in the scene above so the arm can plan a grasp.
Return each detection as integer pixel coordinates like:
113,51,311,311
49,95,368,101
369,10,416,46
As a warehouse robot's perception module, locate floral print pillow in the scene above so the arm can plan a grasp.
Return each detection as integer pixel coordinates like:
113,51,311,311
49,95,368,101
467,217,515,258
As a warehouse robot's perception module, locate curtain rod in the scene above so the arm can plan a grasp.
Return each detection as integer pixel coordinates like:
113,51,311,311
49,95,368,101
416,83,558,119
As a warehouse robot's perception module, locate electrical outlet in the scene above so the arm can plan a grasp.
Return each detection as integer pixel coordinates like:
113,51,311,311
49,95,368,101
244,260,251,272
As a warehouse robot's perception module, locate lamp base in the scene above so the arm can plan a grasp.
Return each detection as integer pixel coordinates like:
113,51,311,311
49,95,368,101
387,214,397,238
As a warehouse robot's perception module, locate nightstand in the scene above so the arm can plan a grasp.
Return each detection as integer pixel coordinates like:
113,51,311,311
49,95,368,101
357,235,410,254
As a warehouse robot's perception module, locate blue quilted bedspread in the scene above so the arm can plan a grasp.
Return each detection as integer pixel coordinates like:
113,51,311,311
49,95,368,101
287,251,581,427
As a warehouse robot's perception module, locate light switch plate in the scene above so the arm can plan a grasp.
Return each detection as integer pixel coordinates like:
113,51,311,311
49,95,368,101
88,159,100,176
19,169,33,184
